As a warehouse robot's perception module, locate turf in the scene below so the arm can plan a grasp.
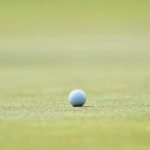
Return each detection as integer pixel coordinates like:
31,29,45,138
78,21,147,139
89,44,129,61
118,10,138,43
0,0,150,150
0,48,150,150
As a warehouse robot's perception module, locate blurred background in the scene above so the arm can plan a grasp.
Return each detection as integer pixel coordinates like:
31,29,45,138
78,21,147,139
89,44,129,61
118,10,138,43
0,0,150,64
0,0,150,102
0,0,150,96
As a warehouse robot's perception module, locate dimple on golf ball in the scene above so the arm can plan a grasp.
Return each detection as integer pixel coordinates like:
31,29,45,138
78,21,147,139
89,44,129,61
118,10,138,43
68,89,87,107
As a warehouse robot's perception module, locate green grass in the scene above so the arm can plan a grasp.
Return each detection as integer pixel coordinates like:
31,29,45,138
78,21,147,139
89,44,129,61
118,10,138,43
0,48,150,150
0,0,150,149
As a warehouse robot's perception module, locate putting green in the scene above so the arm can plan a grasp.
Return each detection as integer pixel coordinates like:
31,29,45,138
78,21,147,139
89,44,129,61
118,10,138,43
0,0,150,150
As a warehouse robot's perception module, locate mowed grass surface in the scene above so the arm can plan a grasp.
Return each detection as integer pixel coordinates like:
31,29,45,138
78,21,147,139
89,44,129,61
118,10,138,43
0,48,150,150
0,0,150,150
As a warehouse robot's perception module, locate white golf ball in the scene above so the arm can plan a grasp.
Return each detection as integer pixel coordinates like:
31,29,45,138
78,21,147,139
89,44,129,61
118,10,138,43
68,89,87,107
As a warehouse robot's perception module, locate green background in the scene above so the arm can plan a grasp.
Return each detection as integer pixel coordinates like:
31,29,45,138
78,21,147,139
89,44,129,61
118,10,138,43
0,0,150,150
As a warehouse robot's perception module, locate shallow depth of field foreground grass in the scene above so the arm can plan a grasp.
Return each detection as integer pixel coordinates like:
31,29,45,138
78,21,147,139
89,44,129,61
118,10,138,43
0,0,150,150
0,49,150,150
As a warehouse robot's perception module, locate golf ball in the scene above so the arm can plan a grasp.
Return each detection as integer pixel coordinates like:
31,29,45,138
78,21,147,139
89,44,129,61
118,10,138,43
68,89,87,107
